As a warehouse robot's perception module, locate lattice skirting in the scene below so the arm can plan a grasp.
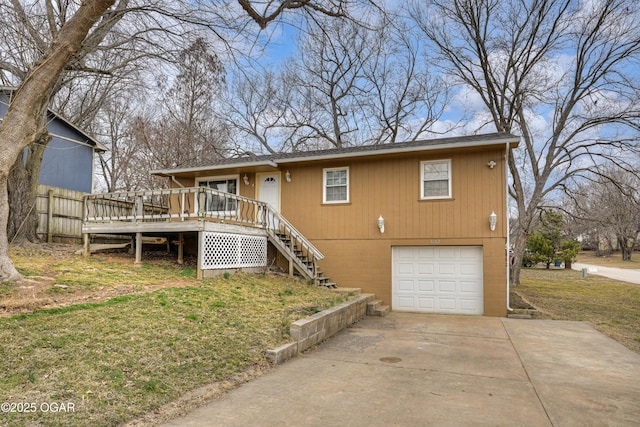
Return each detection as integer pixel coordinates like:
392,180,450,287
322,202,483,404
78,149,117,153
201,232,267,270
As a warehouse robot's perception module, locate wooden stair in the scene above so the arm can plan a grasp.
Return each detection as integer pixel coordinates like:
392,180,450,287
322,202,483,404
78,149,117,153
272,232,389,315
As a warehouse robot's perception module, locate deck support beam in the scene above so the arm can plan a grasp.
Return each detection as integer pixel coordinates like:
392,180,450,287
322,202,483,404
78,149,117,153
83,233,90,257
197,231,203,279
177,233,184,265
135,232,142,264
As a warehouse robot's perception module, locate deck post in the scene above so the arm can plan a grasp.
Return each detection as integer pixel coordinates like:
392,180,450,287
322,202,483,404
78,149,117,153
135,232,142,264
196,231,203,279
83,233,90,257
288,257,294,278
177,233,184,265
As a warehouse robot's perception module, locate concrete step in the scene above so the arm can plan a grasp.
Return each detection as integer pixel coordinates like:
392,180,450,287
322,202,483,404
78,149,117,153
367,299,390,317
375,305,390,317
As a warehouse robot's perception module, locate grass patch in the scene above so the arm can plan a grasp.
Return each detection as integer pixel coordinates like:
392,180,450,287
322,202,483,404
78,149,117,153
518,268,640,354
0,273,350,426
9,245,193,291
577,251,640,269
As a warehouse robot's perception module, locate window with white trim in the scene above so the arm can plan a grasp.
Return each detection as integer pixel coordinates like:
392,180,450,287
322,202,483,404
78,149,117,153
198,177,239,212
323,167,349,203
421,160,452,199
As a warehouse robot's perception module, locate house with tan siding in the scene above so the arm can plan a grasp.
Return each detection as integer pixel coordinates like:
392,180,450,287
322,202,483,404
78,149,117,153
82,132,519,317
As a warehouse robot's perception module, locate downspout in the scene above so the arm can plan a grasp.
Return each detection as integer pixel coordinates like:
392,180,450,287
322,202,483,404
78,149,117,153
171,175,185,188
506,141,513,312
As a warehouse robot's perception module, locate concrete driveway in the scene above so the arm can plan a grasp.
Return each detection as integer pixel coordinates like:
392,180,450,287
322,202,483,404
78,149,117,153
163,313,640,427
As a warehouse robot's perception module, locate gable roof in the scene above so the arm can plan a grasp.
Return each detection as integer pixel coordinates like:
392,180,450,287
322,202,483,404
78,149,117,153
152,132,520,177
0,87,107,152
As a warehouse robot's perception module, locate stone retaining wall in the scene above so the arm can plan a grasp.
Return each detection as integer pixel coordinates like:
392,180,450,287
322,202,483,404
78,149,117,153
266,293,375,364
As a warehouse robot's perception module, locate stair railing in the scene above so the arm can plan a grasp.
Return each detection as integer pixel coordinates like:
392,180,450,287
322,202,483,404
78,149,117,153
261,204,324,280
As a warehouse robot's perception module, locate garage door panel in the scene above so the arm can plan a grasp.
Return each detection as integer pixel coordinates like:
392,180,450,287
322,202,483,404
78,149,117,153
460,280,479,293
396,296,417,309
437,247,455,259
437,298,457,310
459,263,481,275
393,246,483,315
397,279,415,292
397,262,415,275
416,280,435,292
438,280,456,293
417,247,436,259
438,263,456,275
417,262,435,275
416,297,435,310
460,299,483,313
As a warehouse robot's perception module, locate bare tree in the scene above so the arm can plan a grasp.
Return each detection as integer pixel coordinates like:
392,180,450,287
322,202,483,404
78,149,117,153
411,0,640,284
118,37,230,190
361,17,449,144
224,69,292,154
0,0,190,243
0,0,361,281
568,167,640,261
225,11,447,153
94,92,142,192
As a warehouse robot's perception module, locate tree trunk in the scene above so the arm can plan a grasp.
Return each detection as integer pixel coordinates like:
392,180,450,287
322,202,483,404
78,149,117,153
510,229,528,286
619,237,632,261
7,138,49,243
0,0,117,282
0,171,20,281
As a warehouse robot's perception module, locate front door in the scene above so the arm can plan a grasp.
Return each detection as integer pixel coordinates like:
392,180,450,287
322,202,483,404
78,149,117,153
257,172,281,211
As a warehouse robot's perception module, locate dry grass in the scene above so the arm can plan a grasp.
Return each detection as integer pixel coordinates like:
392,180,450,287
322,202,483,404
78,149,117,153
0,245,352,426
517,268,640,354
1,244,197,316
577,250,640,269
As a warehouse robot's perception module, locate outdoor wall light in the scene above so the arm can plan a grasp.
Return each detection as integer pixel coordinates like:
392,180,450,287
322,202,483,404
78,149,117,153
378,215,385,234
489,211,497,231
285,170,292,182
487,160,496,169
243,174,250,186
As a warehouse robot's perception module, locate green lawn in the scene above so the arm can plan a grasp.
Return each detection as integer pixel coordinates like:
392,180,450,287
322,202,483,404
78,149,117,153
517,268,640,354
0,251,351,426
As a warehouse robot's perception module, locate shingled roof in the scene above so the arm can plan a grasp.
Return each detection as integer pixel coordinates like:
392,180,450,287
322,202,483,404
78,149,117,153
152,132,520,176
0,86,106,152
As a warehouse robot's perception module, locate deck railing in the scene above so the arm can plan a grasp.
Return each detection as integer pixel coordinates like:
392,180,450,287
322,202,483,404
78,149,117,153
84,187,324,277
84,187,264,227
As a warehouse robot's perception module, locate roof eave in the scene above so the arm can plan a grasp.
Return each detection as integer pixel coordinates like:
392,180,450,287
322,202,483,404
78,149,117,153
151,160,279,177
152,134,521,177
275,135,521,164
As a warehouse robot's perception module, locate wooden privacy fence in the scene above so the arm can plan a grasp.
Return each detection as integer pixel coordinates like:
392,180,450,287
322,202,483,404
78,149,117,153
36,185,85,243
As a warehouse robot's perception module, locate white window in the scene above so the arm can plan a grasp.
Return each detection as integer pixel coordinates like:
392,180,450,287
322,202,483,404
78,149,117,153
197,177,239,213
421,160,452,199
323,167,349,203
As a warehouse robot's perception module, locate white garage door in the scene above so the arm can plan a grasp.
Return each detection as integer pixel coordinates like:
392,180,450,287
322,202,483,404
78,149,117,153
392,246,484,315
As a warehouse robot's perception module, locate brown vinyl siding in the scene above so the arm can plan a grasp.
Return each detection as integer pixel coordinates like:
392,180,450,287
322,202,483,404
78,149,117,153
164,141,511,316
279,147,508,316
281,148,506,240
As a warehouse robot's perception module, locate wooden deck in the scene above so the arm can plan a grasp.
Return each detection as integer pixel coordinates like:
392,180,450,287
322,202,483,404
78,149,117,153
82,187,324,281
82,217,266,236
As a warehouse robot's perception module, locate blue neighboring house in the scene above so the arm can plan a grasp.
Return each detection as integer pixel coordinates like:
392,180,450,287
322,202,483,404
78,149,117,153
0,87,106,193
